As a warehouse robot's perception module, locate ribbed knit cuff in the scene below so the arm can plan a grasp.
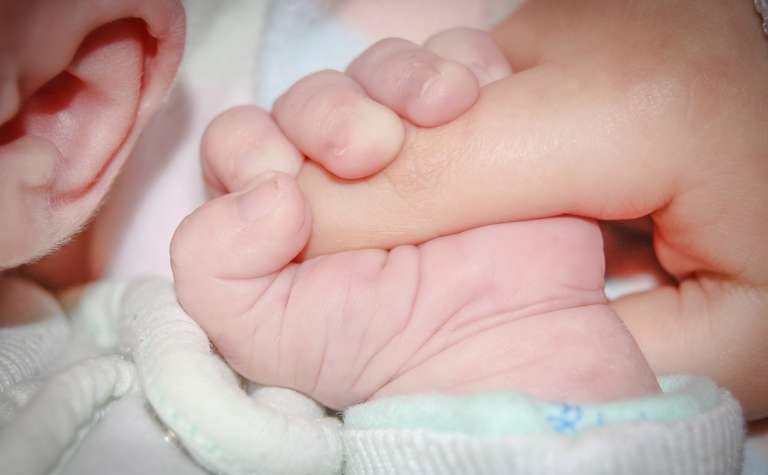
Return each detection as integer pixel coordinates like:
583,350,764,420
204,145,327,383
343,379,744,475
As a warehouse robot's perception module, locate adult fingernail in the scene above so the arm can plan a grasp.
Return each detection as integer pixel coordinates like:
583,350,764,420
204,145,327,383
416,65,446,104
236,172,282,222
475,61,513,86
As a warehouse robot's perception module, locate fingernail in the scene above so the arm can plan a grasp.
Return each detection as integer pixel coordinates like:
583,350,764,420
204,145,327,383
236,172,281,222
474,62,513,86
418,68,443,101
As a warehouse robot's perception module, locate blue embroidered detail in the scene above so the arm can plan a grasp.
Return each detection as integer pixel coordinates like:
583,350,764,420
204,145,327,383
547,403,584,433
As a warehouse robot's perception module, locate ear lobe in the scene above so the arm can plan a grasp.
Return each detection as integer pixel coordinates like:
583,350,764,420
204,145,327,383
1,19,148,199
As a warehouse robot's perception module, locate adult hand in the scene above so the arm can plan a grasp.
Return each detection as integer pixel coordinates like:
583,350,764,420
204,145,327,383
298,0,768,418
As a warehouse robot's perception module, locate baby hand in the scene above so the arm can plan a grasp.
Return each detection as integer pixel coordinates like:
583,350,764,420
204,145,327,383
172,171,657,410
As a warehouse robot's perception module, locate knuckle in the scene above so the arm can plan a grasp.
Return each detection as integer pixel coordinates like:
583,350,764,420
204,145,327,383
359,38,413,65
276,70,345,115
304,87,359,153
202,106,277,190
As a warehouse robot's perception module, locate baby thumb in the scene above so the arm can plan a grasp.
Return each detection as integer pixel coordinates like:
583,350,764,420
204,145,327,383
171,172,311,331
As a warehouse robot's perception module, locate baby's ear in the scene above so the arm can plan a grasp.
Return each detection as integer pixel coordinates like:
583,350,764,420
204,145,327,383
2,19,151,194
0,1,184,270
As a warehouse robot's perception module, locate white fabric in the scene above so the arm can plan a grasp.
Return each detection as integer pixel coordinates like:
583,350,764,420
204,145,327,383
60,395,209,475
0,277,69,392
0,276,747,475
0,357,136,475
343,393,744,475
0,277,70,427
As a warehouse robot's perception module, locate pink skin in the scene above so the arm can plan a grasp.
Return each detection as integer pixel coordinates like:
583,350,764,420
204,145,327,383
0,0,185,271
174,29,659,410
173,172,658,411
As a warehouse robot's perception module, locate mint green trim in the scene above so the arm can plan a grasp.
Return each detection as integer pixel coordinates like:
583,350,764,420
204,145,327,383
344,375,721,438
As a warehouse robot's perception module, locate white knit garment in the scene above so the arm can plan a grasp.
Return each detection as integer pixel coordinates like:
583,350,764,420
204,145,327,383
343,395,744,475
0,277,747,474
0,277,70,392
0,357,137,475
